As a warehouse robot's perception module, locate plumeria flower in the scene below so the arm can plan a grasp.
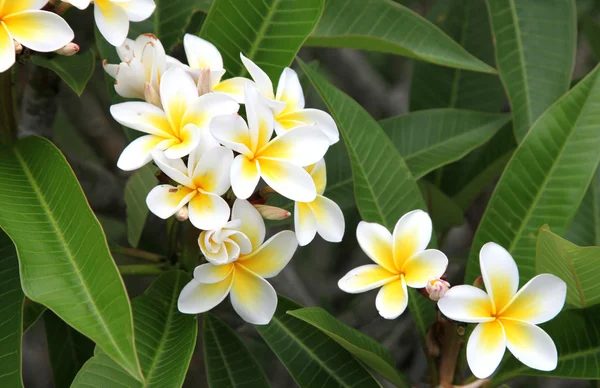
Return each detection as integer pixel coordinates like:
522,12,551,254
146,146,233,230
338,210,448,319
210,83,330,202
425,278,450,302
110,67,239,170
198,219,252,265
103,34,166,101
65,0,155,47
0,0,74,72
178,199,298,325
240,53,339,144
295,159,344,246
438,243,567,379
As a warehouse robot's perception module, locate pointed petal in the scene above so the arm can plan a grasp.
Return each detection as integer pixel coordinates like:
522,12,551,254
230,265,277,325
338,264,398,294
480,242,519,314
117,134,170,171
0,23,15,73
356,221,396,273
375,277,408,319
402,249,448,288
500,274,566,324
209,115,252,156
194,263,234,284
177,276,233,314
307,158,326,195
183,34,223,70
239,231,297,278
275,67,304,113
257,126,329,166
466,321,506,379
308,195,345,243
151,150,193,187
94,0,129,46
110,101,173,137
146,185,195,219
276,108,339,145
113,60,147,99
3,10,74,52
240,53,273,99
245,82,274,152
103,62,119,79
2,0,49,14
231,155,260,200
502,319,558,372
392,209,433,270
188,192,230,230
259,158,316,202
228,231,253,255
295,202,317,246
163,123,200,159
192,146,233,195
232,199,266,250
438,285,494,323
213,77,249,103
183,92,239,131
118,0,155,22
159,67,197,130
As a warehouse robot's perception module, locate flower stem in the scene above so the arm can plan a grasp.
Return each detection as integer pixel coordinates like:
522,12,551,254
119,264,166,276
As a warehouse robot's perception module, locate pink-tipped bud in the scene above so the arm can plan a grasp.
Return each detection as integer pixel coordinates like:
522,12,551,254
14,40,23,54
253,204,291,221
197,68,212,96
473,276,484,290
55,42,79,56
144,82,162,108
426,278,450,302
175,206,189,222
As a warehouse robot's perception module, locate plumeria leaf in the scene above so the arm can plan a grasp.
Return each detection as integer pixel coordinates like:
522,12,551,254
419,181,463,237
288,307,409,388
200,0,324,80
537,225,600,309
255,296,381,388
30,50,95,96
306,0,496,74
0,137,143,381
565,167,600,246
23,300,46,334
466,65,600,286
203,313,270,388
125,165,158,248
487,0,576,142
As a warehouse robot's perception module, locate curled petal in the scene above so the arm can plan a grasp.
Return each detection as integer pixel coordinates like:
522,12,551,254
276,108,339,145
151,151,193,187
295,202,317,247
338,264,398,294
230,265,277,325
213,77,249,103
375,277,408,319
466,321,506,379
275,67,304,113
177,277,233,314
392,209,432,270
259,158,316,202
480,242,519,314
232,199,266,250
113,60,147,99
257,126,329,166
239,231,298,278
308,195,345,243
437,285,494,323
110,101,173,137
183,92,239,131
356,221,395,273
401,249,448,288
194,263,234,284
192,146,233,195
188,192,230,230
210,115,253,157
163,123,200,159
117,134,171,171
146,185,195,219
240,53,273,99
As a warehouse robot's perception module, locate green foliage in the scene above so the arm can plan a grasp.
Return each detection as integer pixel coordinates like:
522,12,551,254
31,50,96,96
125,165,158,248
565,167,600,246
23,300,46,333
419,181,464,237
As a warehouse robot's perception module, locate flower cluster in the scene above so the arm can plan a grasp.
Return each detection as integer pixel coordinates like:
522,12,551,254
105,33,344,323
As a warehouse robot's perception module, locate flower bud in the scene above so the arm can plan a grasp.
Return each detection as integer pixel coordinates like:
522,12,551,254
14,40,23,54
55,42,79,56
473,276,484,290
144,82,162,108
197,68,211,96
426,278,450,302
175,206,188,222
253,204,291,221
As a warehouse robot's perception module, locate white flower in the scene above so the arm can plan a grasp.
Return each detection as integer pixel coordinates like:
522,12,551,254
0,1,74,72
338,210,448,319
425,278,450,302
438,242,567,379
240,53,339,144
110,67,239,170
146,146,233,230
65,0,156,47
210,83,330,202
294,159,344,246
198,219,252,265
178,199,298,325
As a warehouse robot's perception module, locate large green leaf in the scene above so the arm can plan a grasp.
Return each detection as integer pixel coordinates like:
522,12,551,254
0,231,23,388
380,109,510,179
125,165,157,248
410,0,505,112
31,50,96,96
203,313,270,388
72,270,197,387
200,0,323,80
307,0,496,74
486,0,576,142
419,181,464,237
288,307,408,388
0,137,142,381
255,296,381,388
565,167,600,246
465,66,600,285
537,225,600,309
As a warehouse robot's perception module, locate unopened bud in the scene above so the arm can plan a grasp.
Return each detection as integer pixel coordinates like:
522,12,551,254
144,82,162,108
473,276,484,290
253,204,291,221
55,42,79,56
14,40,23,54
426,278,450,302
197,68,211,96
175,206,189,221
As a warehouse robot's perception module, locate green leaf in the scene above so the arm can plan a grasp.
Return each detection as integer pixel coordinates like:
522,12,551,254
30,50,96,96
537,225,600,309
565,167,600,246
125,165,158,248
200,0,324,80
72,270,197,387
44,311,95,388
465,66,600,285
0,231,24,388
307,0,496,74
380,109,510,179
583,16,600,61
419,181,464,237
486,0,576,142
410,0,505,112
288,307,409,388
255,296,381,388
23,299,46,333
203,313,270,388
0,136,142,381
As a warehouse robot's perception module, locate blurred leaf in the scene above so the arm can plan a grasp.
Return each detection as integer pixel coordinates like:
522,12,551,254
31,50,95,96
565,167,600,246
307,0,496,74
255,296,381,388
537,225,600,308
289,307,409,388
125,165,158,248
466,66,600,285
380,109,510,179
200,0,324,81
583,16,600,61
0,137,142,381
419,181,464,237
23,299,46,333
486,0,576,142
44,311,95,388
410,0,505,112
72,270,197,387
203,313,270,388
0,231,24,388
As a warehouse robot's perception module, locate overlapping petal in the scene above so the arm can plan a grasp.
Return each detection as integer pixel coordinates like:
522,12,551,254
183,34,223,70
437,285,494,323
110,102,173,137
307,159,327,195
257,126,329,166
375,277,408,319
275,108,339,144
1,0,50,14
401,249,448,288
118,0,155,22
188,192,230,230
259,158,316,202
338,264,398,294
295,202,317,247
162,123,200,159
392,210,432,270
246,83,274,153
232,199,266,250
240,53,274,99
466,321,506,379
146,185,195,219
230,155,260,200
191,146,233,195
356,221,395,272
193,263,234,284
94,0,129,46
117,134,171,171
239,231,298,278
182,93,239,132
230,265,277,325
275,67,304,114
178,276,233,314
3,10,74,52
308,195,345,243
210,115,253,157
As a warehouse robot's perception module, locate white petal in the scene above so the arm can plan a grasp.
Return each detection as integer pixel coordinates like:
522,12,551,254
402,249,448,288
113,60,147,99
183,34,223,70
480,242,519,314
502,320,558,372
375,277,408,319
438,285,494,323
159,67,198,129
257,126,329,166
213,77,250,103
245,83,274,153
191,146,233,195
183,92,239,131
210,115,253,157
500,274,567,324
276,108,339,145
117,134,170,171
94,0,129,46
230,265,277,325
0,23,15,73
118,0,155,22
177,277,233,314
110,101,173,137
193,263,234,284
259,158,316,202
308,195,344,243
356,221,396,273
240,53,273,99
307,158,327,195
232,199,266,251
117,38,135,61
146,185,195,219
163,123,200,159
338,264,398,294
63,0,91,10
275,67,304,112
188,192,230,230
238,231,297,278
467,321,506,379
295,202,317,247
103,61,119,79
3,10,74,52
392,209,433,270
151,150,193,187
187,129,221,176
230,154,260,200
